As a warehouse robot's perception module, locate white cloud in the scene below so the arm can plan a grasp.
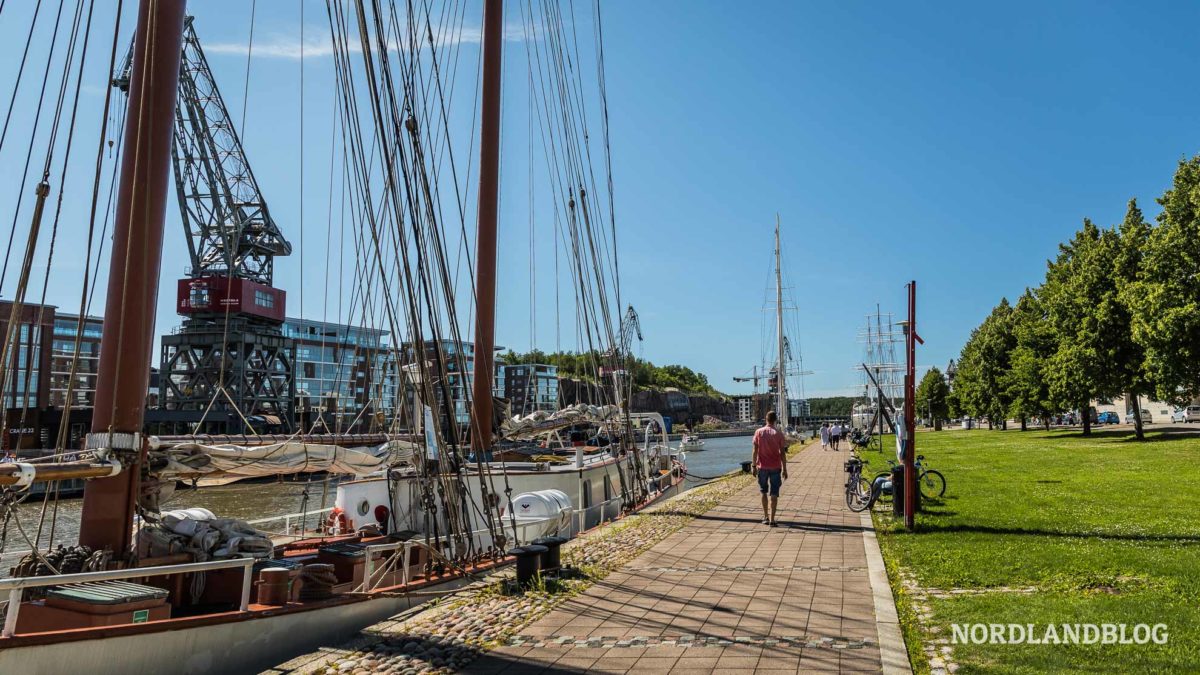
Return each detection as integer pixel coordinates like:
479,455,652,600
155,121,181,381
203,23,531,61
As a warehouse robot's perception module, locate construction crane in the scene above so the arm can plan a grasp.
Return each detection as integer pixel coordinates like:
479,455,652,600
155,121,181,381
601,305,642,378
115,17,295,432
617,305,643,358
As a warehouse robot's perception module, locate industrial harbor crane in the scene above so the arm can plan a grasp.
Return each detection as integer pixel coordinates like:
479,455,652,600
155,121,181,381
115,17,295,432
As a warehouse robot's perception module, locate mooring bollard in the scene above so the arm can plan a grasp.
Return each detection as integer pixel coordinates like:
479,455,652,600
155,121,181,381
509,544,548,587
532,535,568,573
740,460,752,474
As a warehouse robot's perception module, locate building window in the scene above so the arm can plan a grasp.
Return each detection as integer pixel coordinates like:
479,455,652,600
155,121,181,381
190,286,210,308
254,289,275,309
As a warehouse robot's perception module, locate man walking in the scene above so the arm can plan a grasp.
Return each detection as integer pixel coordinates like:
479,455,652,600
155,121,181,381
830,422,842,451
752,410,788,526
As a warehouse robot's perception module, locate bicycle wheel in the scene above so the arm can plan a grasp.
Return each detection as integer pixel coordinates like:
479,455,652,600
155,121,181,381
845,476,872,512
919,470,946,499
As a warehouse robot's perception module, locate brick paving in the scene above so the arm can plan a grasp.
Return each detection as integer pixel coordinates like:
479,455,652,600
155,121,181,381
464,442,892,673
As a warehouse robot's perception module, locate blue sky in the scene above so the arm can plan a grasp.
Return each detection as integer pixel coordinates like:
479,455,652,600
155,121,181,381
1,1,1199,399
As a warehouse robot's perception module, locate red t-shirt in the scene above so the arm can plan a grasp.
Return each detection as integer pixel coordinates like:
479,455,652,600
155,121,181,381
753,425,785,470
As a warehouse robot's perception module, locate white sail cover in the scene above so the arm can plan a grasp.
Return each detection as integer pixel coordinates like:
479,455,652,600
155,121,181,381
501,403,621,440
155,440,417,483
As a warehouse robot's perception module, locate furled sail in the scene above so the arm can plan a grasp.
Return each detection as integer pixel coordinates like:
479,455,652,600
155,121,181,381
500,403,622,440
152,440,418,484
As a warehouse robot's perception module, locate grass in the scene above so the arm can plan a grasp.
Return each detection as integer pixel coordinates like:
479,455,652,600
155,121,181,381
871,428,1200,674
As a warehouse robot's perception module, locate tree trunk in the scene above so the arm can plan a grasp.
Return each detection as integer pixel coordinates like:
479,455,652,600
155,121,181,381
1081,398,1092,436
934,418,942,431
1043,416,1050,431
1020,416,1027,432
1130,391,1144,441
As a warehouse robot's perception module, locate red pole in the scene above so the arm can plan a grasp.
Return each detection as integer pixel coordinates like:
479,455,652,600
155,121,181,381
80,0,187,554
470,0,503,453
904,281,917,530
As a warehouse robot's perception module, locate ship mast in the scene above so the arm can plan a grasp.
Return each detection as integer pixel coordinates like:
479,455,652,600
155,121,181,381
78,0,188,554
470,0,503,453
775,215,787,427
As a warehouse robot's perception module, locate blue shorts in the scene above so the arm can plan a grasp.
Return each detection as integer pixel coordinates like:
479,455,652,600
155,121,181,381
757,468,782,497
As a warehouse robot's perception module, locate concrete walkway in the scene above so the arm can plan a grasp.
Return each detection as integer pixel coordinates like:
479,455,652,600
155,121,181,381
466,441,910,674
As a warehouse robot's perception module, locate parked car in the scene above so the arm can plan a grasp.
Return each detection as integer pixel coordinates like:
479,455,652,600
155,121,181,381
1125,409,1152,424
1185,406,1200,423
1097,411,1119,425
1172,408,1187,423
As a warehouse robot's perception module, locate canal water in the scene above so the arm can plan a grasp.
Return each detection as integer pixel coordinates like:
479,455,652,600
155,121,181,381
1,434,759,571
679,433,756,486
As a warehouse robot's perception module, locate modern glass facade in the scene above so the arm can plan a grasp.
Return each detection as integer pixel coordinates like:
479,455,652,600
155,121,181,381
48,314,103,408
284,318,399,424
400,339,476,427
495,363,559,415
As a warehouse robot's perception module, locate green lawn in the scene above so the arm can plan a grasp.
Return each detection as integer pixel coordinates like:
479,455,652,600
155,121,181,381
872,428,1200,674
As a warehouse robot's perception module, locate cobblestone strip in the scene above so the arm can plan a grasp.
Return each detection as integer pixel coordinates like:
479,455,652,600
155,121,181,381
502,634,877,650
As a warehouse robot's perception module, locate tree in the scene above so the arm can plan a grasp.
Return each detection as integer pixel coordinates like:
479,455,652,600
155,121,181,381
915,367,950,430
1126,157,1200,409
1040,219,1114,436
953,299,1016,429
1004,289,1061,431
1111,199,1154,440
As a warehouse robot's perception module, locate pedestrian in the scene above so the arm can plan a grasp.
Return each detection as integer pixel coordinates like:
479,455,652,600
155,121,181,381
820,422,830,451
752,410,789,526
830,422,842,451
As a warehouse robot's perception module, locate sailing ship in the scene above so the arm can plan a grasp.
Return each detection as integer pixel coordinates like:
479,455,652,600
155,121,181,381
0,1,683,672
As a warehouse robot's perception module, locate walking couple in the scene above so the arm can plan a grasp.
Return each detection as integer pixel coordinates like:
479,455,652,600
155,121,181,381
820,422,844,451
751,410,789,527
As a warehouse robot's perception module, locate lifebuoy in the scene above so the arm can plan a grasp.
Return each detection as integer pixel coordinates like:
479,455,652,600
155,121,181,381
326,507,350,534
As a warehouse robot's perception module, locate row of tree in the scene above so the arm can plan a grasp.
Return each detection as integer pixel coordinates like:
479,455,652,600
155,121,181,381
497,349,725,398
946,156,1200,440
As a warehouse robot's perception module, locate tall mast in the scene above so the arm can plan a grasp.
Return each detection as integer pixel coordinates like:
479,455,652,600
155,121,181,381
79,0,187,554
775,214,787,426
471,0,503,453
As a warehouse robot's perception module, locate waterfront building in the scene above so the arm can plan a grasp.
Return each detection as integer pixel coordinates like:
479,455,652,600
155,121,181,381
284,318,399,429
400,339,476,427
48,312,104,408
495,363,559,415
733,395,753,423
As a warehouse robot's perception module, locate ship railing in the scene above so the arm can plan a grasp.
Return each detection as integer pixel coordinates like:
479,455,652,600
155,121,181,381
0,557,255,638
247,506,335,534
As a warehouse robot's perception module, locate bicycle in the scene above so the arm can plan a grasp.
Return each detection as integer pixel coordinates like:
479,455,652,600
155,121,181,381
879,454,947,500
844,454,874,512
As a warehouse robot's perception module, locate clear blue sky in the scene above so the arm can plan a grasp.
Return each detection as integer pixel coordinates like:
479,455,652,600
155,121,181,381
1,1,1198,399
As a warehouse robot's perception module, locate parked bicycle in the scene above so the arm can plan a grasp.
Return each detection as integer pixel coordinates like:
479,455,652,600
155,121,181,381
844,454,874,512
874,454,946,501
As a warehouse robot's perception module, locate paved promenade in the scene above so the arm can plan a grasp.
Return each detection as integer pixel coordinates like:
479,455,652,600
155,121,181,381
468,441,909,674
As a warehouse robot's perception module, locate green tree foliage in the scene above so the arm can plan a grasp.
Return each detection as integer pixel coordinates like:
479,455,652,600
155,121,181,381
953,299,1016,428
1126,157,1200,407
1004,289,1060,430
807,396,856,417
1039,220,1119,436
915,367,950,429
